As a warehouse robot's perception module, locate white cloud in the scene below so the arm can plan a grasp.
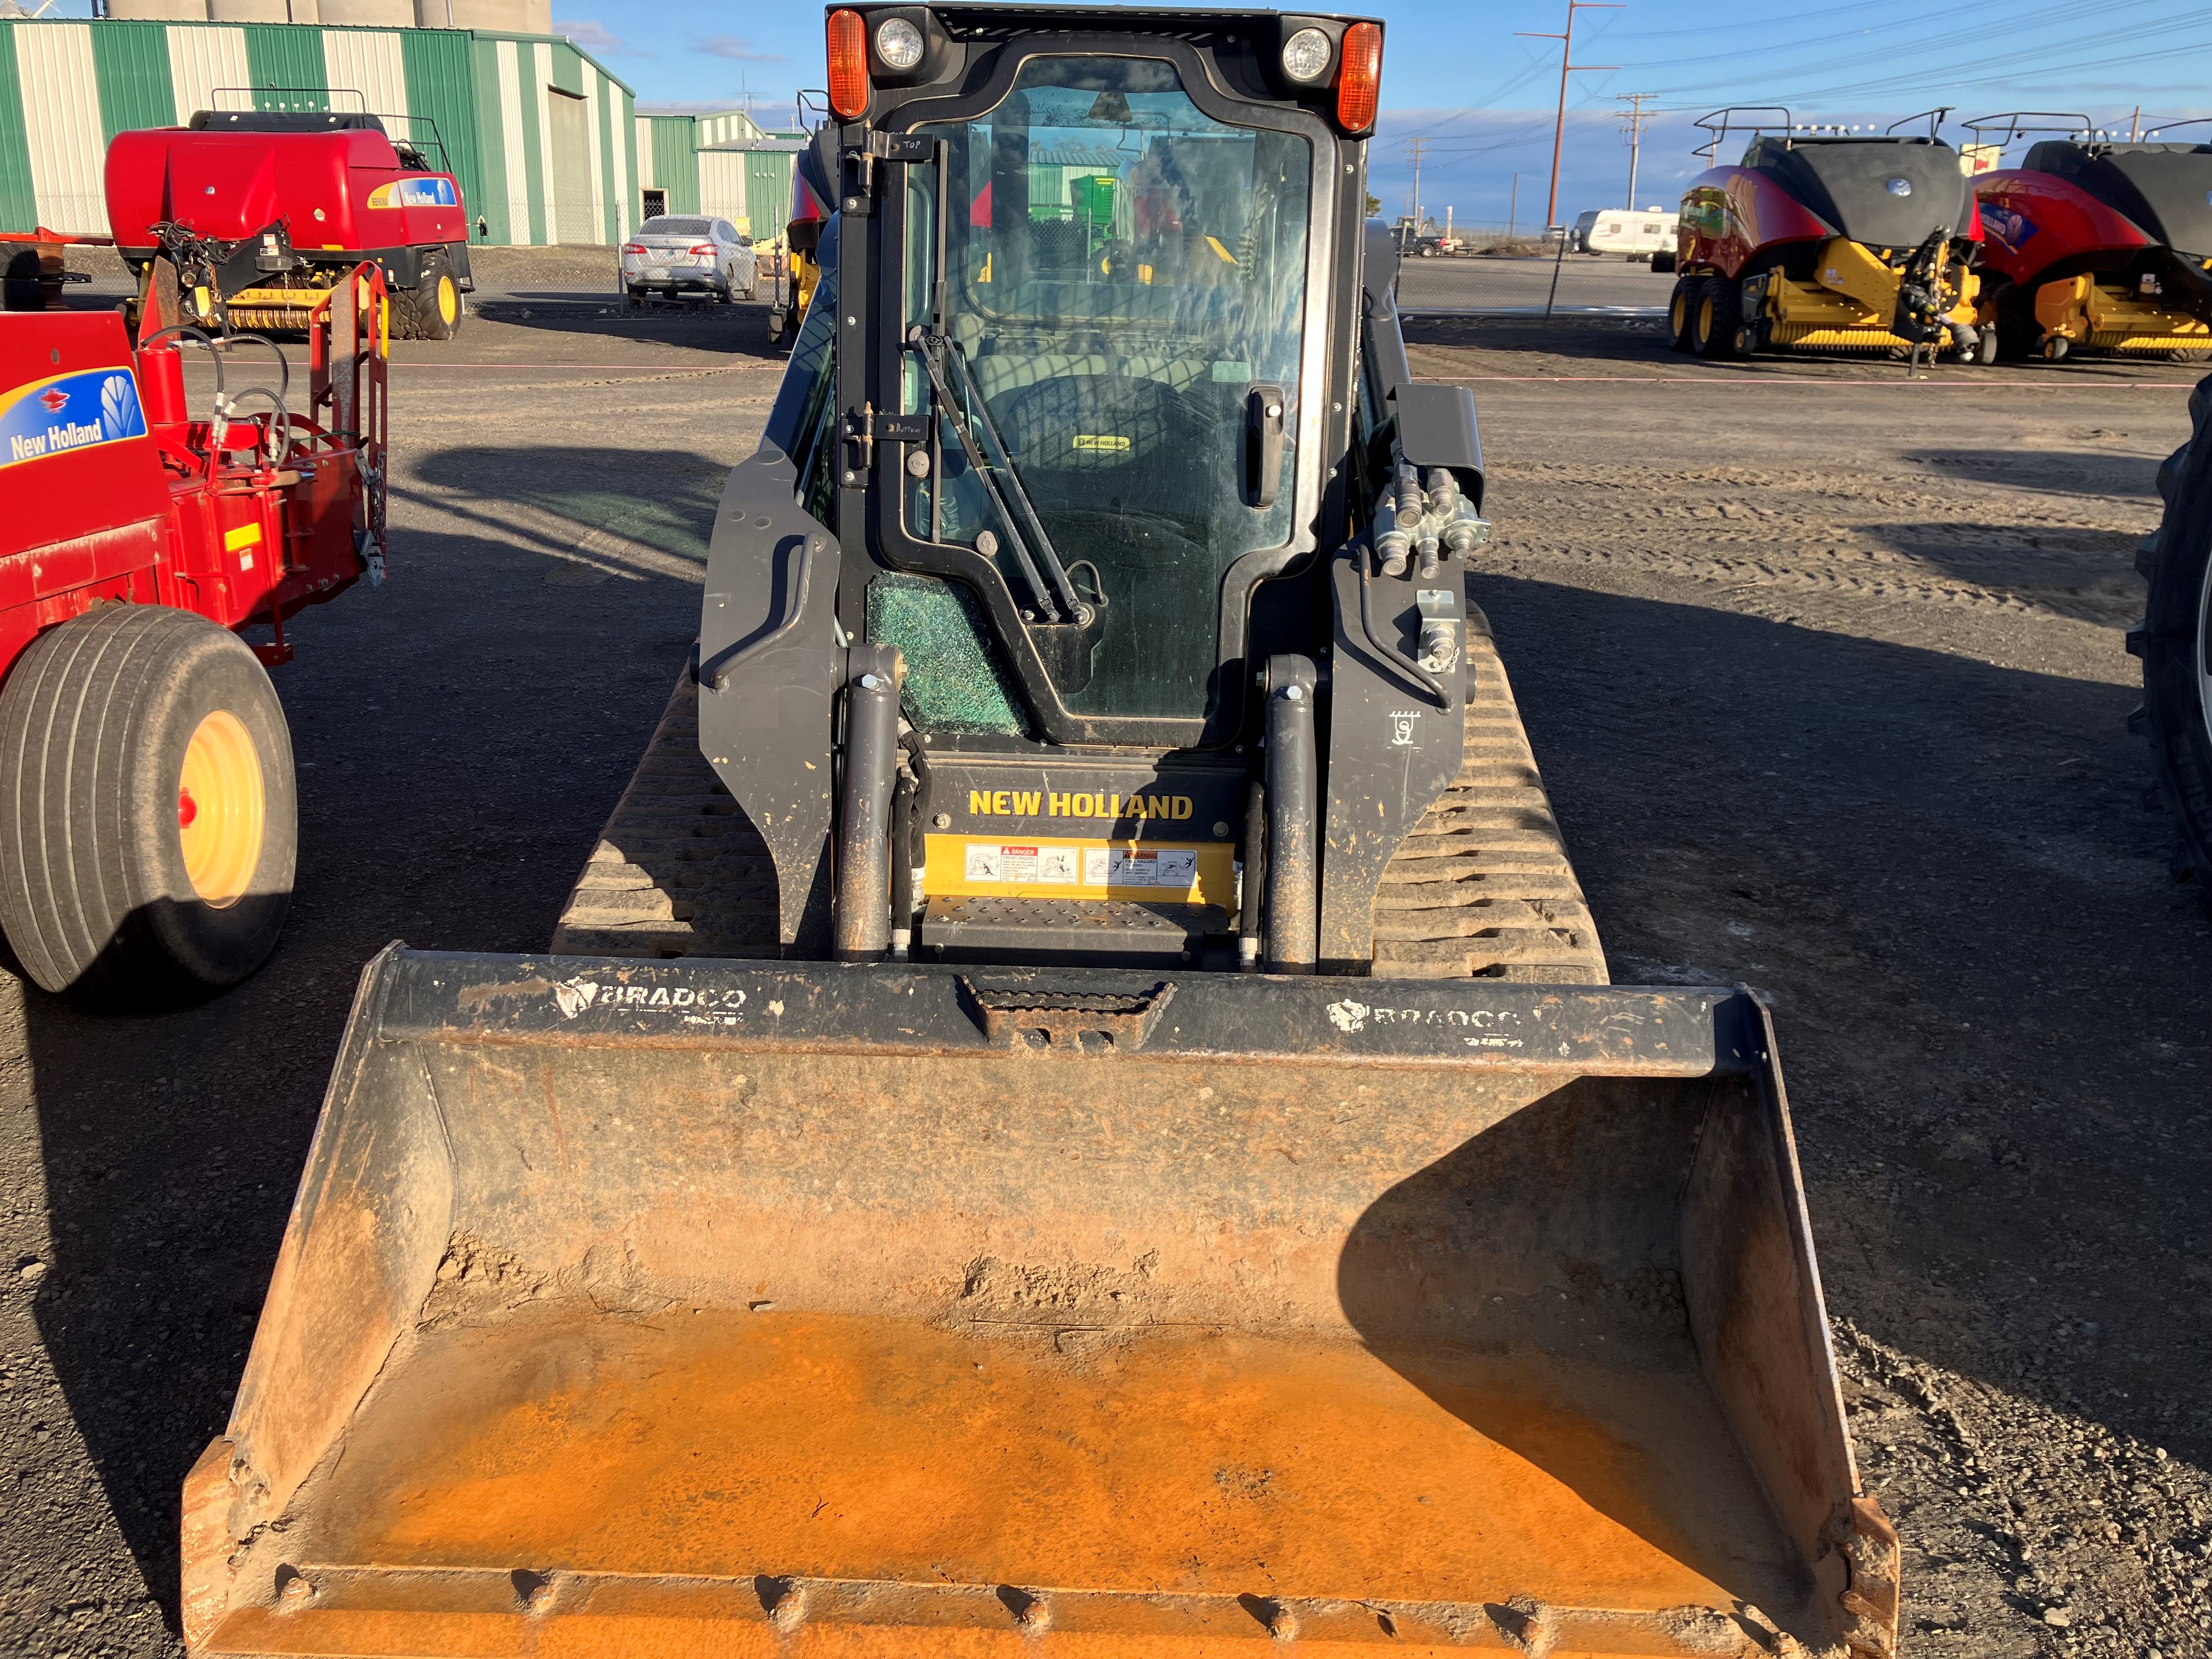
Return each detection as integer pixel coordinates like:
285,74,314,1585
555,19,647,57
698,34,784,64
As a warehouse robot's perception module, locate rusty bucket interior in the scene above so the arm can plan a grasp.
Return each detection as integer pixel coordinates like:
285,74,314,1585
183,950,1896,1658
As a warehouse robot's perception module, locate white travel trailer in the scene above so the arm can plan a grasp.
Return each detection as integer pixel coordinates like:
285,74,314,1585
1583,207,1679,259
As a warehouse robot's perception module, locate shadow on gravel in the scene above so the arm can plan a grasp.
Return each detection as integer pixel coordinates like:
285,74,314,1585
1474,573,2212,1467
1906,449,2165,498
1848,523,2146,621
412,444,732,564
4,510,708,1644
472,298,783,357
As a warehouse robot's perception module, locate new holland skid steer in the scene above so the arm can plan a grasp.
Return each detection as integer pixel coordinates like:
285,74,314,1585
183,10,1899,1658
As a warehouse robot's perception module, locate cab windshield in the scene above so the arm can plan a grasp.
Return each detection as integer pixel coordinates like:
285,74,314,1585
904,56,1313,719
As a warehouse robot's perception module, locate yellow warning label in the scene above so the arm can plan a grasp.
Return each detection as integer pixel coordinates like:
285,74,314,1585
223,521,264,552
1071,435,1131,453
925,834,1231,905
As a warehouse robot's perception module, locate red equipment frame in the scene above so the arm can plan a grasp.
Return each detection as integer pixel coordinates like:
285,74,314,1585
0,262,387,680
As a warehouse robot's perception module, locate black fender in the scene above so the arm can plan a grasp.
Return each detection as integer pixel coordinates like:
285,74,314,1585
695,443,844,955
1318,545,1466,970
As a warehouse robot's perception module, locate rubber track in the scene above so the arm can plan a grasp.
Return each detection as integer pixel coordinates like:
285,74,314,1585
557,618,1610,983
550,675,780,960
1367,603,1611,983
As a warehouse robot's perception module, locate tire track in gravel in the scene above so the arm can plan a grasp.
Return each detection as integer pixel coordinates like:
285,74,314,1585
1483,456,2157,628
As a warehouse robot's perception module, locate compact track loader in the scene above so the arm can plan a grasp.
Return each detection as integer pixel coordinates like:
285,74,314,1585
184,10,1898,1657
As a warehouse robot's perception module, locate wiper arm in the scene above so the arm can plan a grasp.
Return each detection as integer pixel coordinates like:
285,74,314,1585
910,330,1090,627
938,342,1088,627
907,330,1060,622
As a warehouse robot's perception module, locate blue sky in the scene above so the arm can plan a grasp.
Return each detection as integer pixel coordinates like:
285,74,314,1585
553,0,2212,225
46,0,2212,226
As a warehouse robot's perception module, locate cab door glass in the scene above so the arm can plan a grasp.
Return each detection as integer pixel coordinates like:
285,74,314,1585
905,56,1313,720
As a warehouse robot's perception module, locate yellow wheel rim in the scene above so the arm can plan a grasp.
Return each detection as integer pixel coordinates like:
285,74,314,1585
437,273,458,325
1671,293,1688,334
177,710,266,909
1697,296,1715,345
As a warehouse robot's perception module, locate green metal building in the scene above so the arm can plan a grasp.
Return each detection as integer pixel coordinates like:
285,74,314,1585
633,107,805,247
0,14,639,245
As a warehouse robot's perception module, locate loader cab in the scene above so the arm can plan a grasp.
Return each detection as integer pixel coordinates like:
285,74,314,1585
715,6,1519,976
780,8,1383,749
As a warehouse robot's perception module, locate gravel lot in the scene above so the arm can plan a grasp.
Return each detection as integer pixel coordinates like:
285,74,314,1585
0,286,2206,1657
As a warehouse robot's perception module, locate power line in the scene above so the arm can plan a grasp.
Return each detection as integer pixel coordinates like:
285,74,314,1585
1621,1,2210,101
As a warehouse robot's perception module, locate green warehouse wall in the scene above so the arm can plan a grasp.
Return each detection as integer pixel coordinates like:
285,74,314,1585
0,16,634,246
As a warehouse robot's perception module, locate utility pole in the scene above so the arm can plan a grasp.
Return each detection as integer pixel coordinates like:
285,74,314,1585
1617,91,1655,208
1508,172,1519,236
1517,0,1621,230
1407,136,1430,233
2130,105,2141,141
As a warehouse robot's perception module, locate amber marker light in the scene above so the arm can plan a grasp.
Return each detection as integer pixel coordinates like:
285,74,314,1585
1336,21,1381,133
827,9,870,119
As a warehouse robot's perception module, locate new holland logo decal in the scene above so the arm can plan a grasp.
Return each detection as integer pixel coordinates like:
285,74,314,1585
1,369,146,469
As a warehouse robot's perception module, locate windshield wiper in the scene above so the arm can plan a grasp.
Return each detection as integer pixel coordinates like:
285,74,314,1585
907,328,1090,627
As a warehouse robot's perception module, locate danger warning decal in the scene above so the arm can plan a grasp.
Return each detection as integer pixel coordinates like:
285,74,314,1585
965,843,1080,884
0,368,146,470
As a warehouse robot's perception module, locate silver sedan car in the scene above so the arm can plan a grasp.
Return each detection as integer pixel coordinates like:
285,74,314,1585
620,215,760,302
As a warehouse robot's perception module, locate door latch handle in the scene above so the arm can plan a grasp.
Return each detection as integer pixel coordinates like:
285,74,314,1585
1245,383,1285,509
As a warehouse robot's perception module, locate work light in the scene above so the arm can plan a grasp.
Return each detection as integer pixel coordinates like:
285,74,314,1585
1280,27,1331,84
876,17,925,72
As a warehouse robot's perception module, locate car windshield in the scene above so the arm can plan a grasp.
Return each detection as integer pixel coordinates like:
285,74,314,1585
904,55,1312,720
640,217,712,237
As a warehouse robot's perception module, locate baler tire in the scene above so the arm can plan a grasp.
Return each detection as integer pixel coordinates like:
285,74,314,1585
2,247,41,312
2136,375,2212,901
1989,289,2037,361
410,251,462,342
0,606,296,1003
1691,276,1739,358
1667,276,1698,352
